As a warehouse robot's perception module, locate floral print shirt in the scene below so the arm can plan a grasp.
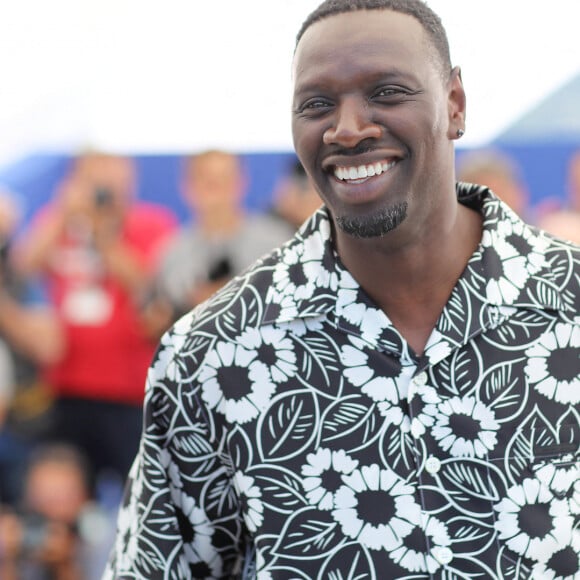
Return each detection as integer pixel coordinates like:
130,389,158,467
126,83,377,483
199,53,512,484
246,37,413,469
105,184,580,579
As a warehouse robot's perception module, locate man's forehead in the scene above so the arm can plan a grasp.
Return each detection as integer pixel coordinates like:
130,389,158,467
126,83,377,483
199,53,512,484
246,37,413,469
293,9,428,78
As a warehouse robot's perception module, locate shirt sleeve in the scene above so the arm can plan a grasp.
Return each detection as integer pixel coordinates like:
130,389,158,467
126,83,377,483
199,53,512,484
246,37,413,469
103,326,246,579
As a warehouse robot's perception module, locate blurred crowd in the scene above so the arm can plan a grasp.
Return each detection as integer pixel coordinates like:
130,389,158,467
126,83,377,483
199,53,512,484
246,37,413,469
0,149,320,579
0,145,578,578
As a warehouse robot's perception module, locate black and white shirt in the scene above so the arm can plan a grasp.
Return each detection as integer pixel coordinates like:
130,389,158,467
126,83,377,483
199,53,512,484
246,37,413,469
105,184,579,579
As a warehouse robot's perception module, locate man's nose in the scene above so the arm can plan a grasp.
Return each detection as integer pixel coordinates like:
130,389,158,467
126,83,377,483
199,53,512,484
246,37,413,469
323,98,381,147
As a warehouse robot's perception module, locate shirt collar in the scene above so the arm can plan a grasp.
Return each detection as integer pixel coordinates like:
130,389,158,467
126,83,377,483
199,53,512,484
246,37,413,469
261,183,573,354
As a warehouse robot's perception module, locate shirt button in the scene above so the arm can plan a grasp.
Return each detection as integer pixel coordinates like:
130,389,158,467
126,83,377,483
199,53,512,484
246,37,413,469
434,547,453,565
413,372,428,386
425,456,441,474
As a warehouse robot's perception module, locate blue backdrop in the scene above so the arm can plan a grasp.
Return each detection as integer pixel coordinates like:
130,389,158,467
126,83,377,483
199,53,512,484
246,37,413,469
1,143,578,232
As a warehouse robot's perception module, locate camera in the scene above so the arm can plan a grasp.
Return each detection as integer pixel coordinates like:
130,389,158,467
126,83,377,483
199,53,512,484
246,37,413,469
18,512,79,556
19,513,50,554
93,186,114,208
207,256,233,282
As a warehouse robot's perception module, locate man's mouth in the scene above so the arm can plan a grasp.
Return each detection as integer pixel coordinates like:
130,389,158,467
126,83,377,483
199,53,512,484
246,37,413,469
333,160,398,182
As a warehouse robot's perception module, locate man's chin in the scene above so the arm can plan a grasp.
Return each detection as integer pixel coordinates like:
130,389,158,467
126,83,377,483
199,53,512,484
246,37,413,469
336,202,408,239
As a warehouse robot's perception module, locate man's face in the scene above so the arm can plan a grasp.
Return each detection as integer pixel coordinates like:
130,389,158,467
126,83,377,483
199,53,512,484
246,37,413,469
186,154,245,215
291,10,463,240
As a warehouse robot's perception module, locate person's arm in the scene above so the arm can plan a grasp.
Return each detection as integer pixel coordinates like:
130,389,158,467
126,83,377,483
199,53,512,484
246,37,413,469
0,289,64,366
104,328,245,578
14,176,85,277
0,510,23,580
94,230,151,300
37,522,83,580
16,211,68,276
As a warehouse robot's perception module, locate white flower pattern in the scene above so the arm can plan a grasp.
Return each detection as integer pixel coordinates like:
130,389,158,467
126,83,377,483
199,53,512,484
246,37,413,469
525,322,580,404
332,464,421,551
301,448,359,510
105,186,580,579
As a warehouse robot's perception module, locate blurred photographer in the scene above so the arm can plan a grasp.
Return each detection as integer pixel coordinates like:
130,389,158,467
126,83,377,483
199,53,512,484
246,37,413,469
270,158,322,230
0,188,64,507
14,152,178,495
149,149,294,330
0,443,112,580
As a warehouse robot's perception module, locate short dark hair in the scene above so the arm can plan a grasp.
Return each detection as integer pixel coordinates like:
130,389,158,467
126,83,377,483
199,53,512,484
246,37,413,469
296,0,452,76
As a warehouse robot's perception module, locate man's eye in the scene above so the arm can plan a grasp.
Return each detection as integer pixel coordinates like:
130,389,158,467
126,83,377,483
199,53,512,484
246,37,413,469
376,87,405,98
297,99,331,113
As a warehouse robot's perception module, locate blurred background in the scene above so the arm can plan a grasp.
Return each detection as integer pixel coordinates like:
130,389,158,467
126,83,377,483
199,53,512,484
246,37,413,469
1,0,580,221
0,1,579,577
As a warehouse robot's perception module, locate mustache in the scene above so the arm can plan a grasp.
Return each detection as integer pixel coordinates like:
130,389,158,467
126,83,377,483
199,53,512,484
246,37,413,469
330,140,377,157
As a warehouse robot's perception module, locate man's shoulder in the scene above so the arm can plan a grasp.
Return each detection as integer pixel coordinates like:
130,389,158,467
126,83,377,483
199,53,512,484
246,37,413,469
541,227,580,265
538,229,580,312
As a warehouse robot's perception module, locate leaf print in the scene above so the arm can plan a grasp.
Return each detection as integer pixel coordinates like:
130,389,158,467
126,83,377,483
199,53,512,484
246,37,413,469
321,395,383,451
479,360,528,424
168,428,222,480
318,543,375,580
379,423,417,477
528,277,563,310
504,407,559,481
295,332,342,395
203,472,239,519
496,545,533,580
179,332,216,368
439,283,473,340
257,391,318,462
441,555,513,580
272,507,345,559
543,244,576,290
218,286,264,337
483,309,550,350
258,563,311,580
227,425,254,472
251,465,308,514
446,516,496,556
436,458,503,516
433,348,480,397
557,408,580,449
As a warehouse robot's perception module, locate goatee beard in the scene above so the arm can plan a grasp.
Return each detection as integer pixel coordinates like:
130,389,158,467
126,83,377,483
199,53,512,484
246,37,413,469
336,202,408,238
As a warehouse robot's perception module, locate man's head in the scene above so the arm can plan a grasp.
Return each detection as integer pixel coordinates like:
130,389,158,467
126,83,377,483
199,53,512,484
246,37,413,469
296,0,452,80
182,150,248,218
75,152,136,199
291,1,465,241
69,151,137,219
457,150,529,216
24,444,91,525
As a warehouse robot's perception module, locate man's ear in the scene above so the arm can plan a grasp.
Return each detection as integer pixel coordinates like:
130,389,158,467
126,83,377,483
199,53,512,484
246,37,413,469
447,66,466,140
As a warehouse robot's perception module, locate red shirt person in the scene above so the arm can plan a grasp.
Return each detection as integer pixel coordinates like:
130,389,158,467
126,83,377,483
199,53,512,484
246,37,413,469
16,152,178,490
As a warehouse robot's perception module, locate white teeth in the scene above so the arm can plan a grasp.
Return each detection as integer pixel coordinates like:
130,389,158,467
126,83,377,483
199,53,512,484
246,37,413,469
334,160,396,181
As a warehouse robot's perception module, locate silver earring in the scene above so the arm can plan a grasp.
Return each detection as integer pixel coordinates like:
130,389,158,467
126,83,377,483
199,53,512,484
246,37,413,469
456,129,465,138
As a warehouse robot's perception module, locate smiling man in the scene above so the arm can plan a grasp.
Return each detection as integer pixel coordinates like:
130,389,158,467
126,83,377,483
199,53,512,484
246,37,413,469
104,1,580,578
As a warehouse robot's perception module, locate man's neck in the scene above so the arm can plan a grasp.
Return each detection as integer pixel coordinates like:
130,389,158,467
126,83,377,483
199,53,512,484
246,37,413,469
335,203,483,356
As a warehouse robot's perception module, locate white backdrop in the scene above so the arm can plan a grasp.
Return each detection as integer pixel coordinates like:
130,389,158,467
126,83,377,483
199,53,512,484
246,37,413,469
1,0,579,167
